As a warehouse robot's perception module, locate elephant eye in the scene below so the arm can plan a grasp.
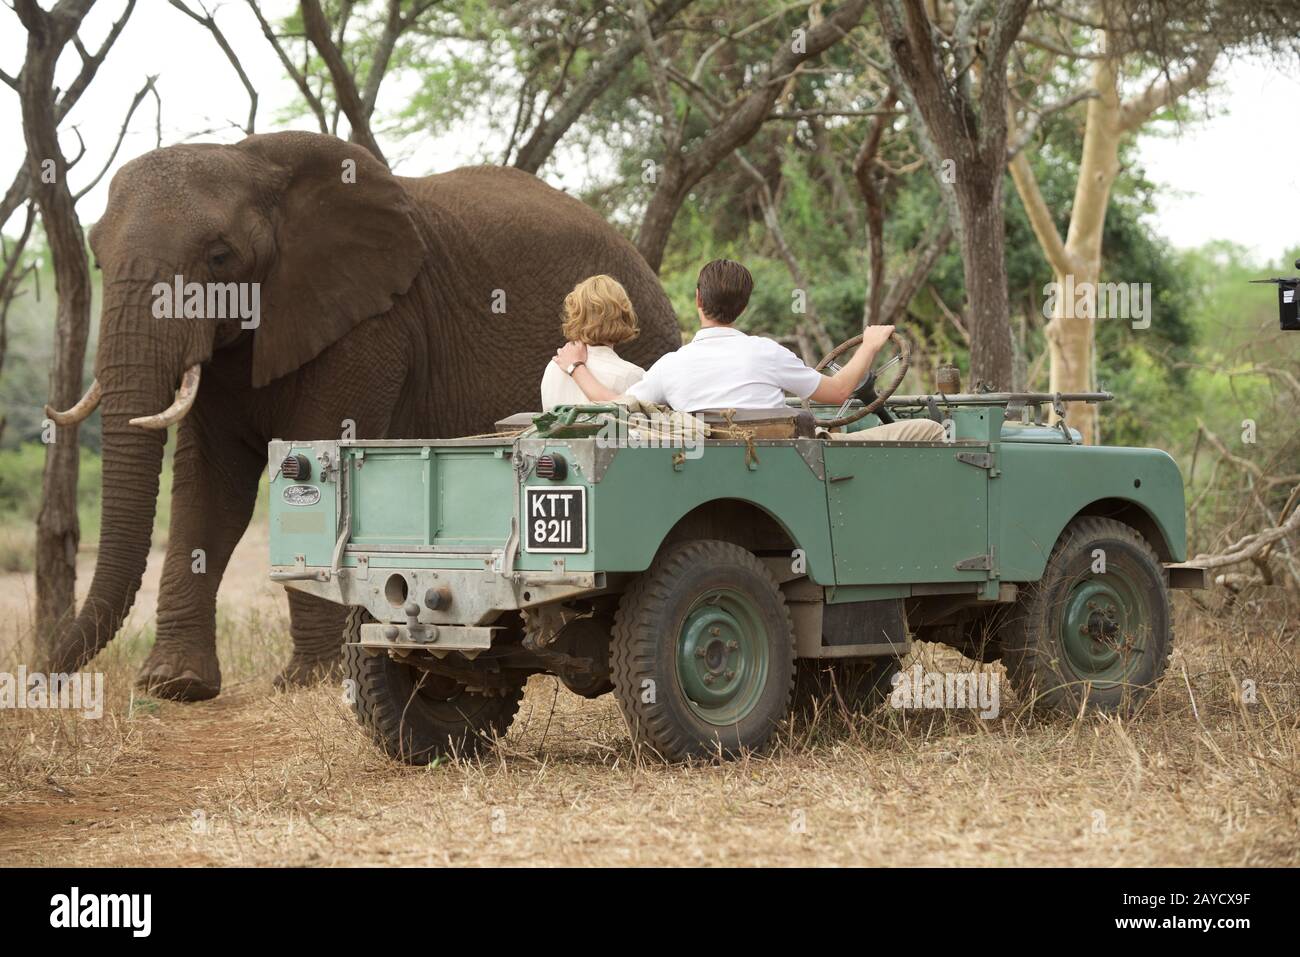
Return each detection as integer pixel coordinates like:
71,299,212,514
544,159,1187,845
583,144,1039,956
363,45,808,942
208,244,233,269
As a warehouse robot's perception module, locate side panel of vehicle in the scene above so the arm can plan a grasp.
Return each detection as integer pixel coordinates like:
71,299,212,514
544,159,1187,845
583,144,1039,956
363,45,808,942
994,443,1188,582
584,443,838,584
823,443,990,585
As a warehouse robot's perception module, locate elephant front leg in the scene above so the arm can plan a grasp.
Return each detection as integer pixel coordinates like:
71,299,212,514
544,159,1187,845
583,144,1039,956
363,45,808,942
275,589,351,690
136,421,262,701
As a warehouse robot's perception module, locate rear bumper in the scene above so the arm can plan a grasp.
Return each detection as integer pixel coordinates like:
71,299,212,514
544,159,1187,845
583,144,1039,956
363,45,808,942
271,559,607,626
1165,564,1208,590
354,621,495,655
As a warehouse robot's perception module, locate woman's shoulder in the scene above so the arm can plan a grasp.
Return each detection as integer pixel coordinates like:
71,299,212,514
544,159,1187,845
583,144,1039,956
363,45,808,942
590,345,646,373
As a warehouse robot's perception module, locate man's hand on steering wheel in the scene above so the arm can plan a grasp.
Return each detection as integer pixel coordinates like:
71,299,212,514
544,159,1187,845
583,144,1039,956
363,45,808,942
809,323,896,406
858,323,895,354
810,327,911,428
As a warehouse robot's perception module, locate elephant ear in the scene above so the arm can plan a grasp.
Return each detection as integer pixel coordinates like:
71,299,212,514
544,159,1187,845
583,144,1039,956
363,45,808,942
237,132,426,388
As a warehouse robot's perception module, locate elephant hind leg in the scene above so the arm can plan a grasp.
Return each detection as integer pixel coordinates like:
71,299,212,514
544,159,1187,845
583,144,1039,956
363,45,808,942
275,589,352,690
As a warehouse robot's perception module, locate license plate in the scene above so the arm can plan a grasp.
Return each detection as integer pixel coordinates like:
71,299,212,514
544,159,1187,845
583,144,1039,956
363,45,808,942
524,486,587,553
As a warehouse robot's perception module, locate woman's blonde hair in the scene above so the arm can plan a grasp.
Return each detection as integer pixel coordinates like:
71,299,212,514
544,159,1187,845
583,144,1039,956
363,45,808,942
561,275,639,346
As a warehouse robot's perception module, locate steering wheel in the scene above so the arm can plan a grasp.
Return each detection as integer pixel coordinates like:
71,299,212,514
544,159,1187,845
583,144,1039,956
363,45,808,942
810,330,911,429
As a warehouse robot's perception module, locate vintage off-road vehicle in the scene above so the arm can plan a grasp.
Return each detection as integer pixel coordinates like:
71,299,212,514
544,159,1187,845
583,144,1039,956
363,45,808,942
268,335,1204,763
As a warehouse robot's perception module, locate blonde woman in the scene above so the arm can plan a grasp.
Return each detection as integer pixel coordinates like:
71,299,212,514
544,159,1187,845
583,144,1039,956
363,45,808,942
543,275,646,411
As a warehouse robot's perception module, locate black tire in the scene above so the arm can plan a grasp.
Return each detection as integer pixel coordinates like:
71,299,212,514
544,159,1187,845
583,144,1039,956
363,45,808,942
611,540,796,761
341,608,524,765
560,671,615,699
1001,517,1172,715
793,657,902,717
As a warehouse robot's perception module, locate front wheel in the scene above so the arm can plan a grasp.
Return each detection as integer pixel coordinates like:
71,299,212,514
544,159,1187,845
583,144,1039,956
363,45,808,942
1001,517,1172,715
611,540,796,761
341,608,525,765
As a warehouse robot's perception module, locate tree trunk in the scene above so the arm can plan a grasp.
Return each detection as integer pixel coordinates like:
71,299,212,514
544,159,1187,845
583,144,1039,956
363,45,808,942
956,170,1015,390
1044,267,1100,442
1007,36,1217,443
870,0,1028,391
636,165,688,274
18,4,94,648
1051,54,1122,444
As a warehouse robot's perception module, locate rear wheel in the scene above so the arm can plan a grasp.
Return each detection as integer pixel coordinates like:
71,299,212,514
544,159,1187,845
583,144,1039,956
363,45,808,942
341,608,524,765
1001,517,1172,714
611,540,795,761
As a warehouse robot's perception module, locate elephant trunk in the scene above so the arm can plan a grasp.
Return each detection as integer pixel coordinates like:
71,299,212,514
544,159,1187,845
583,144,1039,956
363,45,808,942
42,287,195,673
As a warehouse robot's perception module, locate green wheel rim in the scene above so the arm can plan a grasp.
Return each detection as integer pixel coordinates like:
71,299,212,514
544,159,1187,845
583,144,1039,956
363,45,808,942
676,587,769,726
1058,568,1149,686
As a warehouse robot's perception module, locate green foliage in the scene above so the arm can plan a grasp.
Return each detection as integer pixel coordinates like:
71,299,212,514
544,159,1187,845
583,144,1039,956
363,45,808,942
0,443,173,548
0,226,101,453
0,444,97,527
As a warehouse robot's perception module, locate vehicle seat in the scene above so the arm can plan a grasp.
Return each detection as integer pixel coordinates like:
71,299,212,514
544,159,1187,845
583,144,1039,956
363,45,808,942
695,408,816,439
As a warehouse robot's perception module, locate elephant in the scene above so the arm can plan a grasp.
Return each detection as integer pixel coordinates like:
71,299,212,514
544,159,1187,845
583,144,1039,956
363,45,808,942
44,130,681,701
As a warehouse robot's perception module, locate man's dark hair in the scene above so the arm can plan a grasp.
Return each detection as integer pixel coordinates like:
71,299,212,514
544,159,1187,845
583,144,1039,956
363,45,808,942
696,259,753,324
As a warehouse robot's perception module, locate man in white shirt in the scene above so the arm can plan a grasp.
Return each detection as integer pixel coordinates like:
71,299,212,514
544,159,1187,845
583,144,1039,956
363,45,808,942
552,259,944,441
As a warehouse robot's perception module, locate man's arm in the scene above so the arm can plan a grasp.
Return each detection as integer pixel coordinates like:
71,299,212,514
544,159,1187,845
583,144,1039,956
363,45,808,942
553,340,623,402
807,325,895,404
571,363,622,402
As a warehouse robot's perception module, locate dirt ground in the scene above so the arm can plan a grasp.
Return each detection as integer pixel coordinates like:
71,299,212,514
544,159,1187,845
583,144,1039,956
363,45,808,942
1,525,1297,866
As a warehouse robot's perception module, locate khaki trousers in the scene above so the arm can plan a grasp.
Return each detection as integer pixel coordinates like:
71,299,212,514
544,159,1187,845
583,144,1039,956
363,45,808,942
828,418,946,442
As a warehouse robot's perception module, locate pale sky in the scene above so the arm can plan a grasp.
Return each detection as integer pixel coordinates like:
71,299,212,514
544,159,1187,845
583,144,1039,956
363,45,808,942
1136,55,1300,264
1,1,1297,265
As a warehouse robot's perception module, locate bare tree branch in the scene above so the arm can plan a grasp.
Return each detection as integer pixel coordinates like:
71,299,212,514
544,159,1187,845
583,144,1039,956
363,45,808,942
636,0,869,272
2,0,135,231
54,0,136,123
169,0,258,134
1006,128,1074,276
1119,43,1219,132
244,0,329,133
0,203,39,424
300,0,387,164
1007,87,1098,158
879,217,952,324
512,0,695,174
853,85,895,327
1196,420,1300,489
733,147,834,360
72,76,159,201
1186,492,1300,571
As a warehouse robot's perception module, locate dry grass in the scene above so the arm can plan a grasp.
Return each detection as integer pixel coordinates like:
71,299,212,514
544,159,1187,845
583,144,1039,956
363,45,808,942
0,545,1297,866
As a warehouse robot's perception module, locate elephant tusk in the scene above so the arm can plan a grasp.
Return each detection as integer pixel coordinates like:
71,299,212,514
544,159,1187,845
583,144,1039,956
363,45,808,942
44,379,103,426
129,364,202,430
